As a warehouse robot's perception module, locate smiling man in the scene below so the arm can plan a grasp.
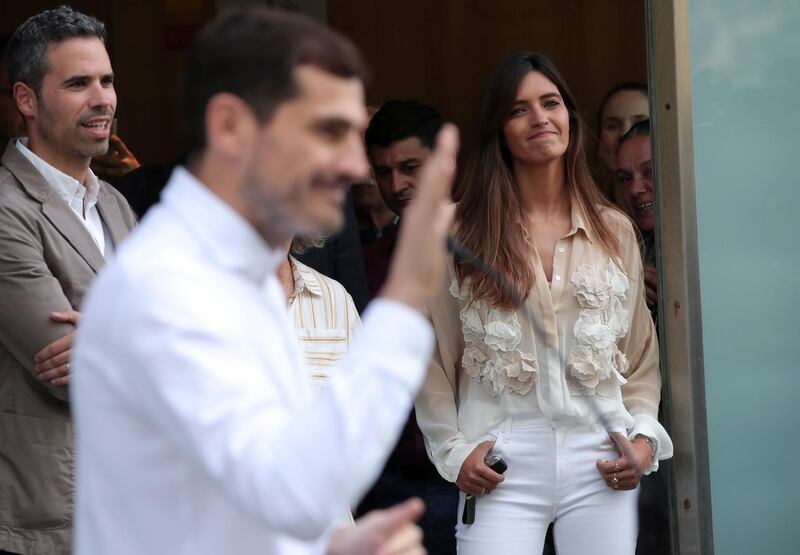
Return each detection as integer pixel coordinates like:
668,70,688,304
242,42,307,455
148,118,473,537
0,7,136,555
615,119,658,314
71,8,458,555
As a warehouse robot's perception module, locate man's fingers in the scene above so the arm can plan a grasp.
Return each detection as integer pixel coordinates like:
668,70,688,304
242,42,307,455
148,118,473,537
50,310,81,324
376,498,425,536
38,363,70,382
34,332,74,363
36,350,71,373
375,523,424,555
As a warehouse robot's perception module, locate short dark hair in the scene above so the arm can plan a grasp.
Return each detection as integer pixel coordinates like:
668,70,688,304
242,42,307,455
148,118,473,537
5,6,107,95
183,8,368,154
619,118,650,148
365,100,443,151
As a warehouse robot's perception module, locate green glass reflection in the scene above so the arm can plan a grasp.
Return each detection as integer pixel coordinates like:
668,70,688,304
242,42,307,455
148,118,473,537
689,1,800,553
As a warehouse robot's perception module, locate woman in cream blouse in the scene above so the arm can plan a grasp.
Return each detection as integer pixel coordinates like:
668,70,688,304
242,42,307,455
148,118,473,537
415,52,673,554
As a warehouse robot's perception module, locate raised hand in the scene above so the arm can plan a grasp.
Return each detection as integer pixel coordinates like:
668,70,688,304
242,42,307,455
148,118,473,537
381,124,459,313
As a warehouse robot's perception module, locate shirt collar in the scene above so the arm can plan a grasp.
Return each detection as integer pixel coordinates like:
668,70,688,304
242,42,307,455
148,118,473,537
160,166,284,284
289,256,323,297
15,138,100,210
567,204,596,244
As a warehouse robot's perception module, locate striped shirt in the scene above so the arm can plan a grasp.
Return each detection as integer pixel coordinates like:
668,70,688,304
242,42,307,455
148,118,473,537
285,256,362,535
287,256,361,389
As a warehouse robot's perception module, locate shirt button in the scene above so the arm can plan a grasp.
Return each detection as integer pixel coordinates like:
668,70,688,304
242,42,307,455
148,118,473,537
554,275,561,281
558,247,565,253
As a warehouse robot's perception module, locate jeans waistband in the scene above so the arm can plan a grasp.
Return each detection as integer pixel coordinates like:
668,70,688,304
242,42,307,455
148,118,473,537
494,413,627,442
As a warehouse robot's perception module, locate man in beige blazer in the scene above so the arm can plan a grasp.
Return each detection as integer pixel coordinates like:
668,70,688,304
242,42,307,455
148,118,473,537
0,7,136,554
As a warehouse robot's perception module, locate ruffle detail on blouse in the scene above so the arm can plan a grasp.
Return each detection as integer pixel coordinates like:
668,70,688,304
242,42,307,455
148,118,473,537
567,259,631,398
450,279,538,396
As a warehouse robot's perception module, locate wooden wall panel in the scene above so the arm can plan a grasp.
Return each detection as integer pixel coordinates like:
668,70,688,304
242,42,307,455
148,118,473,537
2,0,645,166
327,0,647,165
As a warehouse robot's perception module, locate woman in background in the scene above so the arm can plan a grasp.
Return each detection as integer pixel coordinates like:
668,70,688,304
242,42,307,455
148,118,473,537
597,83,649,172
415,53,672,554
594,83,649,199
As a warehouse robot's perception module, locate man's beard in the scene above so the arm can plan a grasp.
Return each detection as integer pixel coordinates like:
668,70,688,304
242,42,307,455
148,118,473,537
241,171,345,246
38,103,111,158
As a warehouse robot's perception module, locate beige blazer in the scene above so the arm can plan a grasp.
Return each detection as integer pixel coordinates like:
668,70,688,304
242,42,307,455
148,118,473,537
0,141,136,554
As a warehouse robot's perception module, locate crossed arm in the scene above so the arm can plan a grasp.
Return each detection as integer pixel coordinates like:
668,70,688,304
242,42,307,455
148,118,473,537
0,207,83,401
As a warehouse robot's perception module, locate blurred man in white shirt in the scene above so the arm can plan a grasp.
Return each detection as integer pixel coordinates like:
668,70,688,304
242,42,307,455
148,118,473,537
71,7,458,555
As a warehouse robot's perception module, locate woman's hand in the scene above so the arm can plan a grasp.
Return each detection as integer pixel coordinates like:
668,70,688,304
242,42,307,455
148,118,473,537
596,434,654,491
456,440,504,495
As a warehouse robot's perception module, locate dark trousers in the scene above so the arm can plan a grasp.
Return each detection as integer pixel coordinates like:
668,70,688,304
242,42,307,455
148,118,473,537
636,460,673,555
359,469,459,555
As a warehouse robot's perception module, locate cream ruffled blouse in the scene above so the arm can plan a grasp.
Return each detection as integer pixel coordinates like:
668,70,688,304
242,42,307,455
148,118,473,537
415,207,673,482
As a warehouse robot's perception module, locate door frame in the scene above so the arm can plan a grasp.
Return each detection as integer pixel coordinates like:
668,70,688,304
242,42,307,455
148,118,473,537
645,1,714,553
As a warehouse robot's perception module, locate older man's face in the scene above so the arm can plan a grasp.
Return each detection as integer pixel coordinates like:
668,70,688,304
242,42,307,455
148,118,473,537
616,134,654,232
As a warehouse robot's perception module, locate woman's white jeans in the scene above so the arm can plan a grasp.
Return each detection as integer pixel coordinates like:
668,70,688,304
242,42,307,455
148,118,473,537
455,414,639,554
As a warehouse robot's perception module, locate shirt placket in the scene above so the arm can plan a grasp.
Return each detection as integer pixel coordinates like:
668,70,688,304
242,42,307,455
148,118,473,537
528,245,563,404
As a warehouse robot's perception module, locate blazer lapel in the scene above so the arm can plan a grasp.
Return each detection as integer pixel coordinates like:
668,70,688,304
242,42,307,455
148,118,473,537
2,142,106,273
96,188,129,249
41,200,106,272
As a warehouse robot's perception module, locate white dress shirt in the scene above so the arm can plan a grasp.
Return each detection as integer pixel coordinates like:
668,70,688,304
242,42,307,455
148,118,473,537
15,139,112,256
71,166,434,554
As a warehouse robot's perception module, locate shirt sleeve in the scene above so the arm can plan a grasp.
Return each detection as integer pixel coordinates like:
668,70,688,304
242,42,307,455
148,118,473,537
0,204,76,402
414,270,481,482
112,268,433,540
616,219,673,471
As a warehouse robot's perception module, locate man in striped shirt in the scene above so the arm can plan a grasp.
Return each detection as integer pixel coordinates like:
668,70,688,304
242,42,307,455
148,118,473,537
276,235,361,553
279,237,361,388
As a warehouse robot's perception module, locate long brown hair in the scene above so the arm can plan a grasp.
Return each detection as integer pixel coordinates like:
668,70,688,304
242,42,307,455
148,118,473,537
454,52,624,309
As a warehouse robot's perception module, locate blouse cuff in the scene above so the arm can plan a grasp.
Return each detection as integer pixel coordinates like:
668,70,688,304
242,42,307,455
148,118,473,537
439,439,483,483
628,413,674,475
